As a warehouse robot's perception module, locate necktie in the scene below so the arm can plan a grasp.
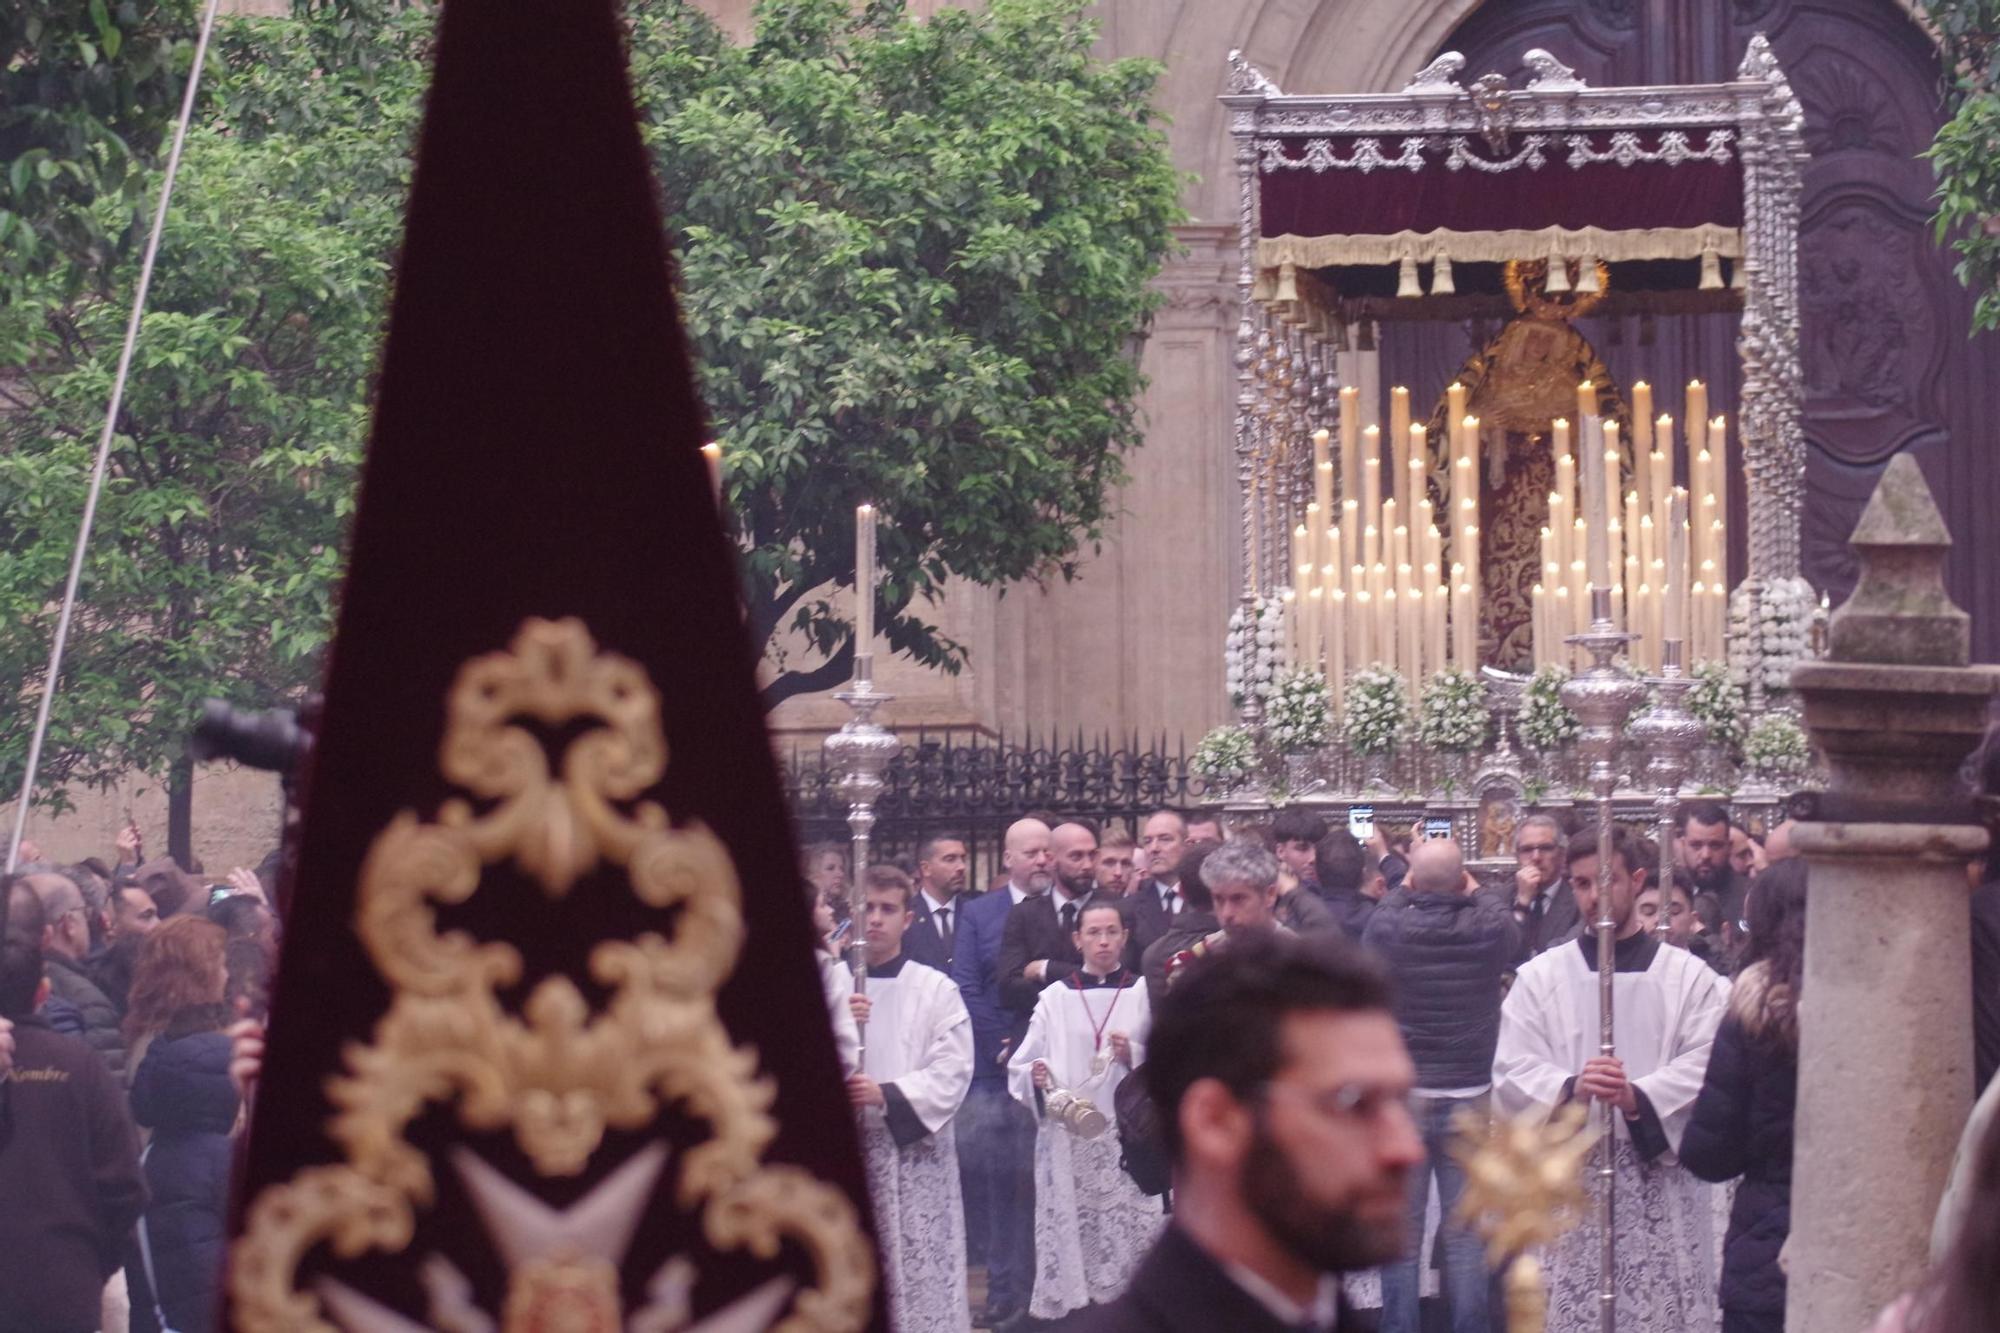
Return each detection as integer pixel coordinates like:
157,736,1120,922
1527,892,1546,940
935,905,952,949
1061,901,1078,936
1164,886,1179,915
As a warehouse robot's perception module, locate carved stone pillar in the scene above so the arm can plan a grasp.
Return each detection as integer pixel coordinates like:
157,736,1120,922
1785,455,2000,1333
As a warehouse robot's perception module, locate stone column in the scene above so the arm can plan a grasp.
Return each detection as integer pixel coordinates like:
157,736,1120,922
1786,455,2000,1333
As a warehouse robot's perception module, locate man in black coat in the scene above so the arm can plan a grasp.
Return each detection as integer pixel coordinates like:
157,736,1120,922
23,870,128,1078
903,831,969,973
1060,934,1421,1332
0,880,147,1333
1311,828,1380,943
1361,839,1518,1333
1128,810,1192,968
997,821,1131,1020
1509,813,1579,965
1679,802,1753,959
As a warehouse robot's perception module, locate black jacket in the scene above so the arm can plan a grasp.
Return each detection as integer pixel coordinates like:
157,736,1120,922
126,1006,241,1333
1139,910,1219,1006
1362,886,1518,1090
1314,883,1378,944
903,893,960,974
997,890,1130,1020
0,1018,147,1333
1681,976,1796,1320
1057,1223,1350,1332
1511,878,1580,965
1973,879,2000,1093
42,953,128,1080
1126,878,1184,970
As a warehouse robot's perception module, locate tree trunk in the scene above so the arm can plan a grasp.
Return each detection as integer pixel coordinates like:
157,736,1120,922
168,749,194,871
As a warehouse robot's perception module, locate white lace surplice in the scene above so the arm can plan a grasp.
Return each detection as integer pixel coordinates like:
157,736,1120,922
1007,976,1166,1320
1494,940,1731,1333
859,961,974,1333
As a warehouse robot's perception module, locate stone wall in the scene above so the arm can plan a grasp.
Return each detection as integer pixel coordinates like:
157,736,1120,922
3,763,284,879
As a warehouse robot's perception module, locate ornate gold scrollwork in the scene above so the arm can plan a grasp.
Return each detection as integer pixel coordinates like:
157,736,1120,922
231,618,873,1332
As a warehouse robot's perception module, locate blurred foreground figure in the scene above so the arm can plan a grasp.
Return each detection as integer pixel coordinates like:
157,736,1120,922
1064,934,1420,1332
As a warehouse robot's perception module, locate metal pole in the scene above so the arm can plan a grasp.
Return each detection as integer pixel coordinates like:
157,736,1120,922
1561,585,1646,1333
1629,639,1704,952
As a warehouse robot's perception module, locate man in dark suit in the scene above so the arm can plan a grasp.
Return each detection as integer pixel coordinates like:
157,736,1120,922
1678,801,1754,962
1061,934,1422,1332
997,821,1130,1020
1509,813,1579,965
904,830,969,973
1129,809,1191,969
950,817,1053,1327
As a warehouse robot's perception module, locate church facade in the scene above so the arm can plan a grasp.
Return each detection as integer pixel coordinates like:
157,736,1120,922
746,0,2000,750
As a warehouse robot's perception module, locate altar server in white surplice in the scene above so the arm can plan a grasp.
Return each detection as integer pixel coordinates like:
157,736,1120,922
1008,900,1165,1321
1495,826,1730,1333
846,865,973,1333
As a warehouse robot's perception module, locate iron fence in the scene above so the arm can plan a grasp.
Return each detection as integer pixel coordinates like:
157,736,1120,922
782,728,1205,884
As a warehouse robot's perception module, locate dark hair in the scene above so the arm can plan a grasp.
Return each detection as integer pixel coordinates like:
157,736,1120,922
915,832,968,865
860,863,914,907
208,893,271,940
1917,1105,2000,1333
0,879,46,1017
1678,801,1733,835
1567,825,1642,877
1076,901,1125,932
1146,934,1393,1161
1737,857,1808,1047
1184,812,1224,835
1271,809,1329,847
1177,847,1215,912
1313,830,1366,892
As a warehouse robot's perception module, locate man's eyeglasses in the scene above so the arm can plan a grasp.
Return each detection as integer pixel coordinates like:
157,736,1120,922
1260,1079,1420,1127
1517,843,1561,856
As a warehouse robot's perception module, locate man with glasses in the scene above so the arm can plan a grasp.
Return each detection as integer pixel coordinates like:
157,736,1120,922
21,870,128,1078
1510,814,1579,964
1070,934,1421,1332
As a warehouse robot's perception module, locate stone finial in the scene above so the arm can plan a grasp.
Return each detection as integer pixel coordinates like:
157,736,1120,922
1827,453,1968,667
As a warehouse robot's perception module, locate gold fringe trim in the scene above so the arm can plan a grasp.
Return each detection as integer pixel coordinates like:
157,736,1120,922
1258,224,1742,270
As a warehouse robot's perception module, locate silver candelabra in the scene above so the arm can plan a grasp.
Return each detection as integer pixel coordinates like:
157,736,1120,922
1560,587,1648,1333
1626,639,1708,949
822,651,898,1064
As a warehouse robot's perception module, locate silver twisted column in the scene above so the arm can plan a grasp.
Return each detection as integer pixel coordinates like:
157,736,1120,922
822,652,898,1064
1560,588,1647,1333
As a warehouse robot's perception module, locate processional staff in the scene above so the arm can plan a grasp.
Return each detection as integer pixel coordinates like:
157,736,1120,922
1562,410,1649,1333
824,503,897,1063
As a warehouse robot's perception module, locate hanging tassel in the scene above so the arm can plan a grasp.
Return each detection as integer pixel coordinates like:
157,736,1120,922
1575,255,1600,294
1729,257,1747,291
1430,253,1455,296
1275,261,1301,304
1544,254,1571,293
1397,254,1422,299
1699,248,1723,290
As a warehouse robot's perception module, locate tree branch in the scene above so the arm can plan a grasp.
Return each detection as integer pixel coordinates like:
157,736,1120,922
759,636,854,712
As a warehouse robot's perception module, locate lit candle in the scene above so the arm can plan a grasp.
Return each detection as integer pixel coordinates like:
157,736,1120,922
1363,524,1381,581
1686,381,1709,449
1447,382,1467,432
1283,587,1300,664
1407,424,1427,518
702,442,723,503
1293,523,1312,593
1354,586,1374,669
1665,489,1689,648
1452,575,1476,671
1577,379,1597,427
1339,386,1361,530
1425,564,1447,677
1580,418,1611,590
1554,583,1573,666
1690,579,1708,662
1549,491,1570,590
1405,581,1425,683
1328,585,1347,698
1623,489,1643,665
1532,582,1548,670
1390,387,1412,514
1710,414,1730,593
1327,522,1344,584
855,503,877,654
1382,587,1400,674
1304,585,1325,674
1362,428,1382,530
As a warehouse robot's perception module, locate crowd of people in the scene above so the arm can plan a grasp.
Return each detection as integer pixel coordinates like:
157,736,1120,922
0,830,278,1333
1,783,1996,1333
801,795,2000,1333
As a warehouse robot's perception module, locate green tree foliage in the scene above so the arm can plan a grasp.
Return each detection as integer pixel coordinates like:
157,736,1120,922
631,0,1184,705
0,0,204,303
1927,1,2000,332
0,9,427,836
0,0,1178,836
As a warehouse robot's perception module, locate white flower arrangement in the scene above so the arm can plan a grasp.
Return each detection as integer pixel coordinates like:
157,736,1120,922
1224,596,1287,709
1730,576,1815,695
1342,665,1411,757
1519,665,1580,752
1743,711,1812,782
1687,659,1747,754
1266,669,1334,754
1192,725,1259,786
1416,668,1491,754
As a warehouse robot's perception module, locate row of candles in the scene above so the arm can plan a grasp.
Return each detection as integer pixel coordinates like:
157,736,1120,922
1284,383,1482,710
1529,379,1731,673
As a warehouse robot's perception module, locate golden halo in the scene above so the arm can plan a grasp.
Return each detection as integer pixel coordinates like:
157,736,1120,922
1504,258,1612,322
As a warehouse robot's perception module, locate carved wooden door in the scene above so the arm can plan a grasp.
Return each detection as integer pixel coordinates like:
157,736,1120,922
1394,0,2000,657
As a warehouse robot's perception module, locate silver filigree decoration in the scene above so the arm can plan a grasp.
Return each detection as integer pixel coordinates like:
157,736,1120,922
1258,135,1550,175
1562,129,1735,167
1404,51,1466,92
1446,134,1550,172
1523,49,1588,92
1471,73,1515,152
